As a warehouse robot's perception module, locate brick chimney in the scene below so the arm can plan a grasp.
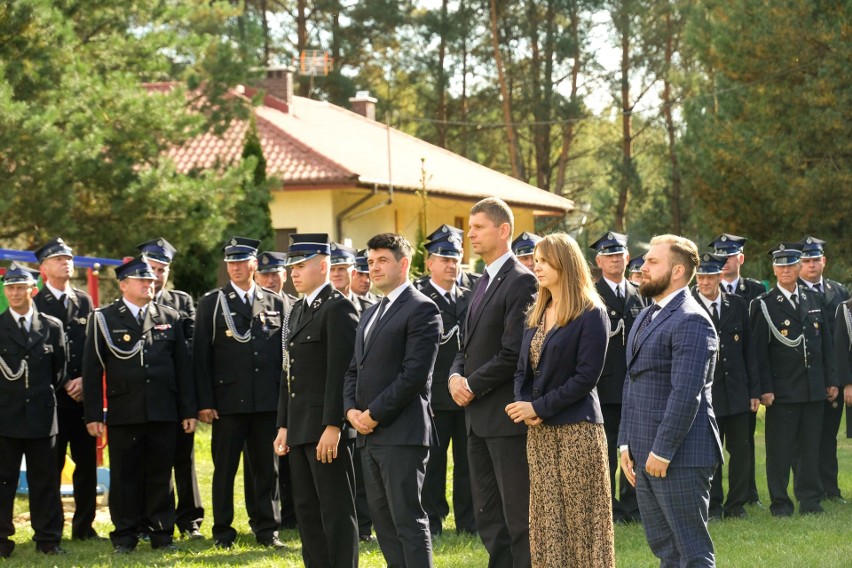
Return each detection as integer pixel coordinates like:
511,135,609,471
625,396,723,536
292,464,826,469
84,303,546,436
259,66,294,106
349,91,378,120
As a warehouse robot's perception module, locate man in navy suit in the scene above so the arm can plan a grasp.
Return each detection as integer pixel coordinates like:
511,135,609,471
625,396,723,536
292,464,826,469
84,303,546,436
449,197,537,568
619,235,723,567
344,233,441,568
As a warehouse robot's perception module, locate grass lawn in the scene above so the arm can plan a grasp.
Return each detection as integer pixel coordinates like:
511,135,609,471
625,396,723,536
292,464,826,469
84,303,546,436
9,409,852,566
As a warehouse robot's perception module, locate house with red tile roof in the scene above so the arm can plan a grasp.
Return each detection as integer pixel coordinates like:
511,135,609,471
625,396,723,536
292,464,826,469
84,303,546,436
160,67,573,265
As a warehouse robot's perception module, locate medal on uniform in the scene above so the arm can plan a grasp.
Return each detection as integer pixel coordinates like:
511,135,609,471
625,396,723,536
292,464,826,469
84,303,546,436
225,330,233,337
814,322,819,329
781,329,788,336
123,334,130,342
734,334,739,342
784,320,790,326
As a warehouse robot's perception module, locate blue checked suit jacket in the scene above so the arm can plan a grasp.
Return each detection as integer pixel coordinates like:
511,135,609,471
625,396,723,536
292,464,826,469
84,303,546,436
617,289,723,469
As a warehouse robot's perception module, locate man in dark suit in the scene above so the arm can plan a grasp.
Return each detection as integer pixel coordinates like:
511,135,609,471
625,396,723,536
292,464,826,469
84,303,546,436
414,224,480,291
273,233,359,567
344,233,441,568
194,237,286,549
449,197,537,568
590,230,647,524
419,231,476,538
693,253,759,519
137,237,204,540
510,232,541,272
252,250,298,531
32,238,101,542
708,233,765,505
619,235,723,567
750,243,838,516
796,236,849,503
82,257,196,553
0,264,67,559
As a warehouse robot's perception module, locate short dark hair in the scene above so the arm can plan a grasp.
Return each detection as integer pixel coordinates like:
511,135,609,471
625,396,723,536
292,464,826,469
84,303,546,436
366,233,413,262
470,197,514,233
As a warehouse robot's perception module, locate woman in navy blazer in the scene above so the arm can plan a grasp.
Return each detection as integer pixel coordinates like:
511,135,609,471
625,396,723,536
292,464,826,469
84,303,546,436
506,233,615,568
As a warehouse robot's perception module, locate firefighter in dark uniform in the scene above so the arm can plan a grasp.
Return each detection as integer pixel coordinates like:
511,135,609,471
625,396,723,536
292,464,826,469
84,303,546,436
796,236,850,503
749,243,838,517
344,248,377,541
251,250,297,531
329,243,357,296
349,249,380,317
590,231,647,523
82,257,196,553
414,224,480,290
419,231,477,537
137,237,204,539
833,295,852,441
693,253,759,519
193,237,285,549
627,255,644,286
32,238,101,541
511,231,541,272
273,233,359,567
0,264,67,558
709,233,766,505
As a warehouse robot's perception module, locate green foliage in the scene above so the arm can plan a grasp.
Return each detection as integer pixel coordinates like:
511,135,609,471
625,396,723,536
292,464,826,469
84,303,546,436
0,0,261,290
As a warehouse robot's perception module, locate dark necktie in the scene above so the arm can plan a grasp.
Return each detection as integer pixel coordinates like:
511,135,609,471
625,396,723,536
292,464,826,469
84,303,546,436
244,292,252,308
365,297,389,346
791,293,799,309
727,284,734,294
813,282,823,293
137,307,146,326
59,293,67,307
710,302,720,329
615,284,624,306
445,291,456,312
633,305,660,354
468,270,491,320
18,316,27,341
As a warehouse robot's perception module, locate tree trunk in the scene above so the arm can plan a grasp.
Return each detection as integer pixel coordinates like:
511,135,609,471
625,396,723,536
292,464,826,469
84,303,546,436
615,5,632,233
661,9,682,233
436,0,449,148
489,0,523,179
296,0,309,96
555,1,581,194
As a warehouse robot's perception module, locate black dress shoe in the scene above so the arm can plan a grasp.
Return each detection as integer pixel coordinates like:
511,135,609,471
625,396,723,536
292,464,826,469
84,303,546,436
258,537,286,549
800,504,825,515
181,529,204,540
114,544,136,554
827,495,847,504
359,534,374,543
771,509,793,518
153,543,179,551
73,533,108,542
724,507,747,519
214,539,234,550
36,545,67,555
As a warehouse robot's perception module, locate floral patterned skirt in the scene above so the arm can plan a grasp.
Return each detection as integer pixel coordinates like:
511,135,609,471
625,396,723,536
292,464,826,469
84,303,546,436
527,421,615,568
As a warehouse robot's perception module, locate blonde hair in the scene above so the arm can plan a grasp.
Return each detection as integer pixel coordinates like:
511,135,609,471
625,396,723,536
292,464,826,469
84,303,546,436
526,233,602,328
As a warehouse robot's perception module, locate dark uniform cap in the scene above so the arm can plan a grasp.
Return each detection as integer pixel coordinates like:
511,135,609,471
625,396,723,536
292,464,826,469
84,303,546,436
354,249,370,274
285,233,330,266
330,243,357,266
426,233,463,259
708,233,747,257
590,231,628,256
222,236,261,262
115,256,156,280
2,263,40,284
799,236,825,259
33,237,73,262
511,232,542,257
697,253,727,275
768,242,803,266
136,237,177,265
425,224,464,243
257,251,288,273
627,255,645,273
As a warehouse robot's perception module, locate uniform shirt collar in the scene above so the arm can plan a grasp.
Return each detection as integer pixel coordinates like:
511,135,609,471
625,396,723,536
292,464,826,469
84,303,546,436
8,306,34,329
231,281,257,304
603,277,624,296
305,282,331,307
429,280,454,299
45,281,71,301
698,292,721,312
721,277,740,292
802,277,824,291
121,298,149,319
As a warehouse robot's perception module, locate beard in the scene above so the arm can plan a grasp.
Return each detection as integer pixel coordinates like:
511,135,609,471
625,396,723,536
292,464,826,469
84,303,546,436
639,268,672,298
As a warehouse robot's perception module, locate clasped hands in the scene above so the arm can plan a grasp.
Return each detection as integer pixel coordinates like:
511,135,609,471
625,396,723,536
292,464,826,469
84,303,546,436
504,401,542,426
346,408,378,435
